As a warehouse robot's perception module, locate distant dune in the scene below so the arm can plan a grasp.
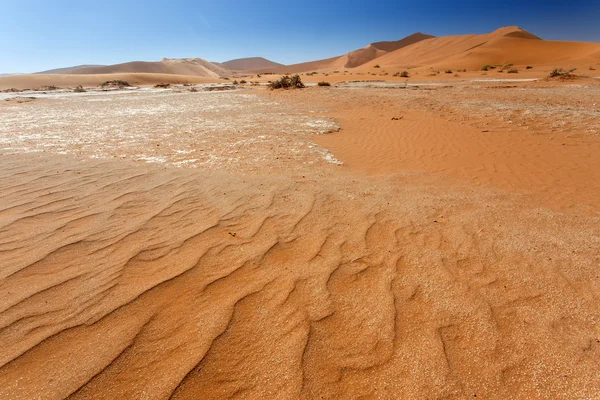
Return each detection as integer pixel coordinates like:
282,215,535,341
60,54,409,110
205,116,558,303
12,25,600,89
344,33,435,68
38,58,230,78
0,73,217,90
216,57,285,71
255,32,435,74
36,65,106,74
357,26,600,70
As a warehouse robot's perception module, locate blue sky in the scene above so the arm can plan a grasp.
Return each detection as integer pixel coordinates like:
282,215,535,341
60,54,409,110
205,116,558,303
1,0,599,73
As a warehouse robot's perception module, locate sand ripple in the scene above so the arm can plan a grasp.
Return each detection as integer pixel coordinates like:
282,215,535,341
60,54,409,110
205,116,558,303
1,154,599,399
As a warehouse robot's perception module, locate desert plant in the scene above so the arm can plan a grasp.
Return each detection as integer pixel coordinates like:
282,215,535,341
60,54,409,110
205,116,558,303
100,80,130,88
240,80,247,84
318,81,331,86
374,64,381,68
400,71,409,77
232,80,239,85
526,66,533,69
154,83,170,88
481,65,491,71
548,67,576,78
590,66,596,71
507,69,519,74
73,85,86,93
189,87,198,92
269,74,305,89
445,69,453,74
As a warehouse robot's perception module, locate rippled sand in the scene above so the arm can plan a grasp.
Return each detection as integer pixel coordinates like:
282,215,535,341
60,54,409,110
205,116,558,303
1,83,599,399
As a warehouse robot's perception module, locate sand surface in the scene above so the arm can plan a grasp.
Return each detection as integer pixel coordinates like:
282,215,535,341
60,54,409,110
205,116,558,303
1,78,600,399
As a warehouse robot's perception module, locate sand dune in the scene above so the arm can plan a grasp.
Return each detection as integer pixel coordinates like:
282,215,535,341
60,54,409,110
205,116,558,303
357,26,600,71
38,58,230,77
344,33,435,68
217,57,285,71
255,33,435,74
36,65,106,74
0,73,219,90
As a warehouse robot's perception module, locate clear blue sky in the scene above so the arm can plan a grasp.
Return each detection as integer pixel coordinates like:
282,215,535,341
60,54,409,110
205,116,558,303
1,0,599,73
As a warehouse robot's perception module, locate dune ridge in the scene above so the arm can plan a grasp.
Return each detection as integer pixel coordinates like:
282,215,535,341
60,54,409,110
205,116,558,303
216,57,285,71
38,58,230,77
358,26,600,70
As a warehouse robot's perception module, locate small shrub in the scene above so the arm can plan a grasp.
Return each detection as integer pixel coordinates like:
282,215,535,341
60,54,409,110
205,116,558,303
590,66,596,71
240,80,247,84
526,66,533,69
445,69,453,74
374,64,381,68
481,65,491,71
232,80,239,85
269,75,305,90
548,67,577,79
400,71,409,78
73,85,86,93
100,80,130,88
507,69,519,74
154,83,170,88
317,81,331,86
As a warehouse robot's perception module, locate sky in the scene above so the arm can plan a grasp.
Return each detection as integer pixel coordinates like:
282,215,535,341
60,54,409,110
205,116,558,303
1,0,599,73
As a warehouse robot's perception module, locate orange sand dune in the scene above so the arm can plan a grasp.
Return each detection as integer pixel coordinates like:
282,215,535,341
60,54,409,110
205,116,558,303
356,26,536,69
41,58,230,77
344,33,434,68
255,33,434,74
0,73,219,90
217,57,284,71
443,36,600,69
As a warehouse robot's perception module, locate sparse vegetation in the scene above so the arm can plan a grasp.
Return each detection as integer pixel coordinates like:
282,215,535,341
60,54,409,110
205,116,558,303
73,85,86,93
189,87,198,92
507,69,519,74
445,70,453,74
240,80,247,84
100,80,130,89
526,66,533,69
232,80,239,85
269,75,305,90
481,65,491,71
548,67,577,79
154,83,171,89
590,66,596,71
317,81,331,86
398,71,409,78
374,65,381,68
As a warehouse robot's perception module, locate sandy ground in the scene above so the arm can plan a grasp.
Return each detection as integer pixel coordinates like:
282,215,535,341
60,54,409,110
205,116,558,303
1,79,600,399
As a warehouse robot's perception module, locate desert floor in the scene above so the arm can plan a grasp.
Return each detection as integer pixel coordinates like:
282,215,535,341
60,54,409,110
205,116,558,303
1,78,599,399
